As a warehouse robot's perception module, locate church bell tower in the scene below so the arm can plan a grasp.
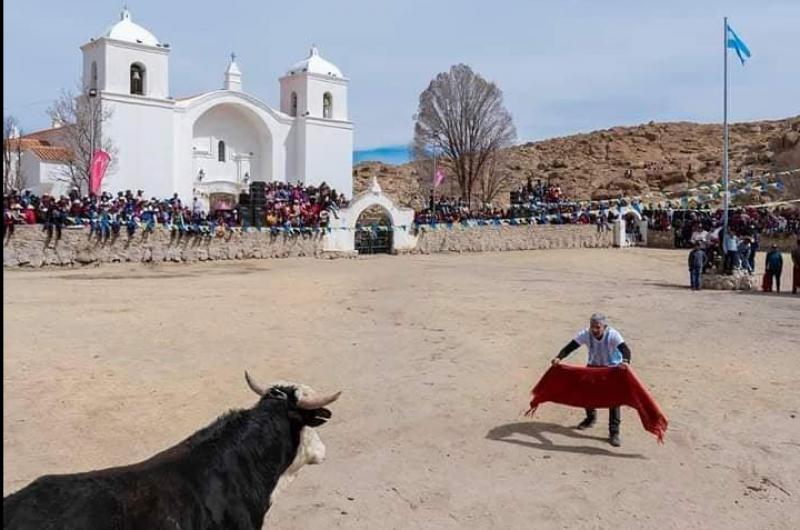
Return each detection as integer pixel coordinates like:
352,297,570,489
78,8,176,198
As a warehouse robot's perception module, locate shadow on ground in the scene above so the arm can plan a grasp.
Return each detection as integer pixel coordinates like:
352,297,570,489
734,290,798,297
51,265,265,281
486,421,646,459
642,281,690,291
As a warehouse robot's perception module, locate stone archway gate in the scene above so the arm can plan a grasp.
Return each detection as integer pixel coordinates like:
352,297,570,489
612,206,648,247
324,178,416,254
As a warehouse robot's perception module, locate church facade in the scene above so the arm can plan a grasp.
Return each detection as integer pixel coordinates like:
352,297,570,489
74,8,353,208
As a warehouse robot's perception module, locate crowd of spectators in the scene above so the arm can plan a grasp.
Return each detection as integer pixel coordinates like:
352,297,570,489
5,182,797,248
645,204,800,248
413,196,620,228
2,182,349,240
648,204,799,276
258,181,347,229
415,196,489,224
511,177,564,205
414,178,621,227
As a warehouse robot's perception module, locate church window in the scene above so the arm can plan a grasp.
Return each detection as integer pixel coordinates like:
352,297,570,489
130,63,145,95
290,92,298,117
323,92,333,119
218,140,226,162
90,62,98,90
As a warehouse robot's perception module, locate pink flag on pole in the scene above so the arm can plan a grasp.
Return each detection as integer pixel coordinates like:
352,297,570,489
433,168,446,188
89,150,111,195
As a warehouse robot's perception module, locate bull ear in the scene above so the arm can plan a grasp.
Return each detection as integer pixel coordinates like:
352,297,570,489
244,371,266,396
305,416,328,428
268,387,288,400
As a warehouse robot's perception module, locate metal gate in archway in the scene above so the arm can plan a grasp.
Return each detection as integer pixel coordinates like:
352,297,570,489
354,205,393,254
623,213,644,246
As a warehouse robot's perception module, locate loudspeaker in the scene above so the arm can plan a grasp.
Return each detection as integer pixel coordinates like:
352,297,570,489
236,193,251,225
251,206,265,228
249,181,266,207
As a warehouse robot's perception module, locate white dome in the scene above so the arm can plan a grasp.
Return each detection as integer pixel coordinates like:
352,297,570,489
104,9,160,47
287,46,343,78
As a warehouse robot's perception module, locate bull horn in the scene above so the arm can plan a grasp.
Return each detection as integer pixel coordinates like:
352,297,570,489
244,371,266,396
298,391,342,410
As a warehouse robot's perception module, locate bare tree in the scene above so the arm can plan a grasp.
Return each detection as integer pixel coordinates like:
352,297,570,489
3,115,24,194
413,64,516,207
477,152,514,207
47,86,115,194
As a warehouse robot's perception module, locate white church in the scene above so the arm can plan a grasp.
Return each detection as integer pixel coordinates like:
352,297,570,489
21,8,354,209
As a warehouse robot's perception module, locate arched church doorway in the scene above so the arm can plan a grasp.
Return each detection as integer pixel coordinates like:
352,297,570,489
209,192,236,213
355,204,393,254
191,103,271,187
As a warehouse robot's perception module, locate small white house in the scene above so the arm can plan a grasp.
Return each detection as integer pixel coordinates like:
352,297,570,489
18,8,354,206
4,127,74,196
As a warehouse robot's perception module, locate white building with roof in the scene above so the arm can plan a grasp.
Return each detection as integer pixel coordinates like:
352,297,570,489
26,8,354,206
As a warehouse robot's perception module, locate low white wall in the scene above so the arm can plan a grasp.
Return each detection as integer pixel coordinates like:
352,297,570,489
325,180,416,253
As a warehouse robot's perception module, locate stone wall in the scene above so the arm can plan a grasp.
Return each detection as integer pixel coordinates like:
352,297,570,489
3,226,324,268
3,224,615,268
412,224,613,254
702,271,759,291
647,230,675,249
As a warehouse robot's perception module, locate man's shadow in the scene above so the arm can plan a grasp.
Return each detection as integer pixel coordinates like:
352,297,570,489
486,421,645,459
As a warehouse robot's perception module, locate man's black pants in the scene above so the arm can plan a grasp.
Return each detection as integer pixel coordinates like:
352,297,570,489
767,269,782,292
585,363,621,434
584,407,621,434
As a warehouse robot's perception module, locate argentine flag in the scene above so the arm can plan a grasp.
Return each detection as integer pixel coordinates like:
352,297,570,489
727,23,751,65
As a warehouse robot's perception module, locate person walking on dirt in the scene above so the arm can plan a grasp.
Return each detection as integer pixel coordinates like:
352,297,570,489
551,314,632,447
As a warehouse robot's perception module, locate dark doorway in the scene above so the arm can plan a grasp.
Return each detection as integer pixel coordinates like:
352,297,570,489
355,205,393,254
209,192,236,213
624,213,643,246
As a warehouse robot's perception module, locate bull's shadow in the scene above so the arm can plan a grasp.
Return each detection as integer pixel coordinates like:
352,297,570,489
486,421,645,459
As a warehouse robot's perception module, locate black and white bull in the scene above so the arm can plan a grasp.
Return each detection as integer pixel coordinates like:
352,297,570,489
3,372,341,530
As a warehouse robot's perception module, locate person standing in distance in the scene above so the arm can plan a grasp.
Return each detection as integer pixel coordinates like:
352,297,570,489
765,244,784,293
688,241,708,290
551,314,632,447
791,238,800,295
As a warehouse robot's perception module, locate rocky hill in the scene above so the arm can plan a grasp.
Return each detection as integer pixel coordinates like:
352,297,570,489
353,116,800,208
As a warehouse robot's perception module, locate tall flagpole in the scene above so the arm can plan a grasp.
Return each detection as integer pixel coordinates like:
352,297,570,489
722,16,730,242
433,153,437,218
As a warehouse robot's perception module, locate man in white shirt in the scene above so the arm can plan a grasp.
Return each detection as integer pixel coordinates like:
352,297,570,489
723,232,740,272
551,313,632,447
691,229,708,248
192,197,204,215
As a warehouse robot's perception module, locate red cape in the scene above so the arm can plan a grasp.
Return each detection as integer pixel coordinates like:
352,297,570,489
527,364,668,443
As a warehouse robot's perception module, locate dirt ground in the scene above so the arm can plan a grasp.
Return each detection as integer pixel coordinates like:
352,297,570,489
3,249,799,529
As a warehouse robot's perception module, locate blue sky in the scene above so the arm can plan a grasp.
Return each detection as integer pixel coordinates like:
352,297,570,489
4,0,799,156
